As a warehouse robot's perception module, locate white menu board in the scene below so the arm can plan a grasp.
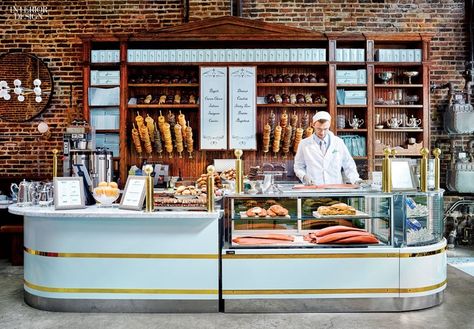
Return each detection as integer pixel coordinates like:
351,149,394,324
229,66,257,150
119,176,147,210
200,67,228,150
54,177,85,210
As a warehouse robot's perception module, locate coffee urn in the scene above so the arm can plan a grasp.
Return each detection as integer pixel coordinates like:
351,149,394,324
92,148,113,186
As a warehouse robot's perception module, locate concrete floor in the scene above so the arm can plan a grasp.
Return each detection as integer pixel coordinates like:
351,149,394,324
1,261,474,329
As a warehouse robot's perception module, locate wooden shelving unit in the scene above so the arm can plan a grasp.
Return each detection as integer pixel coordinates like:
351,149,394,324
81,17,432,183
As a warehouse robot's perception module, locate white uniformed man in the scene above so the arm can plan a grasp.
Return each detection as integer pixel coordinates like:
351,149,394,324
294,111,361,185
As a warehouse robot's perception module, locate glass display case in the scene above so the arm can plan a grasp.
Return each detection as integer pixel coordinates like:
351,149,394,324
394,191,444,247
223,190,444,249
223,191,394,248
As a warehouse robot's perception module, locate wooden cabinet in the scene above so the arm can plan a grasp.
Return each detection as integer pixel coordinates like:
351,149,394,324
368,34,431,161
81,17,432,184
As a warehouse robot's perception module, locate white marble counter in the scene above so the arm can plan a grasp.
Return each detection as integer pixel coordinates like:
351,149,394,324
9,204,220,220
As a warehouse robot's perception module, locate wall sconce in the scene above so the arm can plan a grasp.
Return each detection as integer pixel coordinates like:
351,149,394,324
0,78,42,103
37,121,51,139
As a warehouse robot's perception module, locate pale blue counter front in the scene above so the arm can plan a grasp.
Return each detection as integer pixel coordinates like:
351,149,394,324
9,205,221,313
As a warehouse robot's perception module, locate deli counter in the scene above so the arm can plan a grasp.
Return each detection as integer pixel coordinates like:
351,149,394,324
10,187,446,313
221,188,446,312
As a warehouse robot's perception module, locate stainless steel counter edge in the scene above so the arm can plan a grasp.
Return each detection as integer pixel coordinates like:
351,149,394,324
8,204,221,219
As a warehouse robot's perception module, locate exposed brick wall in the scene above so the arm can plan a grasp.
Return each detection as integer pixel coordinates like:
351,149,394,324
0,0,470,204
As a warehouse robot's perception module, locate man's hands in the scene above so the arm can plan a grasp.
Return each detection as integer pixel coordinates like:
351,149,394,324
303,175,313,186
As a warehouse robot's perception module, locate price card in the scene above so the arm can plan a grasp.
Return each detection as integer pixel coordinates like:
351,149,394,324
54,177,86,210
200,67,228,150
119,176,147,210
229,66,257,150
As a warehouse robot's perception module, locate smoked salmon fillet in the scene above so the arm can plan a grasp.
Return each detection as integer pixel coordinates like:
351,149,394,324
315,225,366,237
332,235,379,244
232,238,291,245
232,234,295,245
316,231,372,244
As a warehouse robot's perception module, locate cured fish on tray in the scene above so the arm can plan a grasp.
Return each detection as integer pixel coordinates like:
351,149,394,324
304,225,379,245
315,225,366,237
233,234,295,245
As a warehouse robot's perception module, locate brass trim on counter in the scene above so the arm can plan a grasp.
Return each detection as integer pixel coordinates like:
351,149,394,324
399,246,446,258
24,280,218,295
223,279,447,295
24,247,218,259
399,279,447,294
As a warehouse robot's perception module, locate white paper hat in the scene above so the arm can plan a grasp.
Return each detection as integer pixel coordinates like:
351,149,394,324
312,111,331,122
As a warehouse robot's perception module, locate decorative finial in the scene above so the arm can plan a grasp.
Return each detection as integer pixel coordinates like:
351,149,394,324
432,148,441,158
391,149,397,158
420,147,429,157
144,165,153,175
207,165,215,174
234,149,243,159
52,149,58,155
383,147,391,158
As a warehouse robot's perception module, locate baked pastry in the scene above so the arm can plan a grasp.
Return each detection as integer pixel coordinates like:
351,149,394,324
268,204,289,216
246,207,266,217
317,203,356,216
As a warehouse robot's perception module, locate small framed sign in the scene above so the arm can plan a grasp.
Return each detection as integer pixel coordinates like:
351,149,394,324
119,176,147,210
54,177,86,210
391,159,417,191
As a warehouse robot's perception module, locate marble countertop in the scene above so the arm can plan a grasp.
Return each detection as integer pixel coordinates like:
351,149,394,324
8,204,220,219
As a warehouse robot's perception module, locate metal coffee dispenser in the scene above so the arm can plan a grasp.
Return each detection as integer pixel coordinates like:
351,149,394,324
92,148,113,186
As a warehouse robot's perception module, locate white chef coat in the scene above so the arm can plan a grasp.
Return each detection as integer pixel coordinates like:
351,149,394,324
294,131,360,185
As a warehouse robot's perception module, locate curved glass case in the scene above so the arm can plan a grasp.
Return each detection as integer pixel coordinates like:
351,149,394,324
223,189,444,249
